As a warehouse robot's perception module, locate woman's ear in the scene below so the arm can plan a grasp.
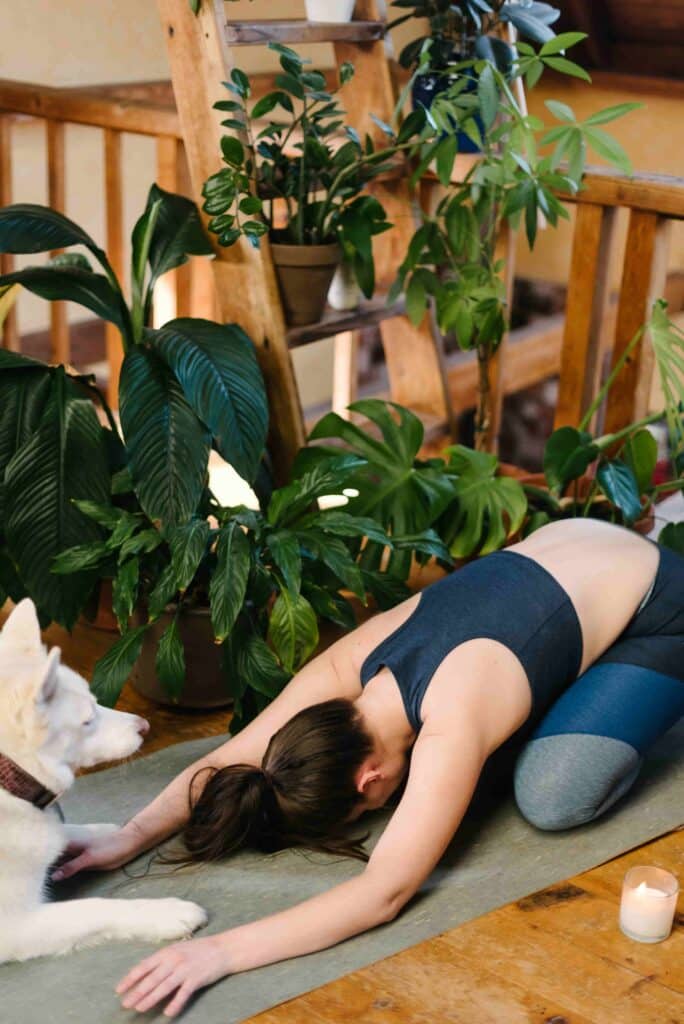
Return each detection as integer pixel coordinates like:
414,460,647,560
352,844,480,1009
355,762,382,796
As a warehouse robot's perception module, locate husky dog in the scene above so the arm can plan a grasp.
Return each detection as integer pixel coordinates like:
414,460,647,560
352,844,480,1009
0,599,207,962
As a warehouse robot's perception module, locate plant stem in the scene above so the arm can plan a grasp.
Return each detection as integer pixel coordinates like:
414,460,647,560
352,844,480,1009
578,325,645,432
594,410,662,451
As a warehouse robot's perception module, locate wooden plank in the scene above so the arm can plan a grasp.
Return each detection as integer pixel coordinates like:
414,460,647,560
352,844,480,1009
610,41,684,79
0,113,19,351
560,0,611,66
225,20,385,46
286,296,404,347
154,135,192,323
46,119,69,364
555,204,615,429
604,211,671,433
103,128,124,406
485,221,517,451
157,0,305,480
334,0,454,434
331,330,359,418
0,78,181,137
560,167,684,220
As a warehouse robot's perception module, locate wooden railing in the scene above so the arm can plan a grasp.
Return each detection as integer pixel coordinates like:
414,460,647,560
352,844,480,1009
0,78,212,404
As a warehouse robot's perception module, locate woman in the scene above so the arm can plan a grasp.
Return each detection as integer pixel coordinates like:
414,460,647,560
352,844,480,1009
53,519,684,1017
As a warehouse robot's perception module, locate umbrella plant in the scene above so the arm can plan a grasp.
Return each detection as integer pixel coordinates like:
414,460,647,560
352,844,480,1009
0,185,269,628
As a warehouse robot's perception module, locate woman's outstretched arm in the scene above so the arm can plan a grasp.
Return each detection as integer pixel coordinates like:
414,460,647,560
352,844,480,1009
114,707,491,1017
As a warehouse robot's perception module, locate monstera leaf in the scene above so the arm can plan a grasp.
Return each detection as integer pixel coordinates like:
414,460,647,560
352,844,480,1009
4,372,111,628
439,446,528,558
148,318,268,484
119,346,211,525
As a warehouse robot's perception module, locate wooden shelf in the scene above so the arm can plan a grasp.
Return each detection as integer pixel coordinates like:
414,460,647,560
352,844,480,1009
286,297,405,348
224,19,385,46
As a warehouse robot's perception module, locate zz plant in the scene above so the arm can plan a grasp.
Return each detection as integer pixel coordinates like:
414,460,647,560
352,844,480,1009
202,42,425,298
0,185,268,628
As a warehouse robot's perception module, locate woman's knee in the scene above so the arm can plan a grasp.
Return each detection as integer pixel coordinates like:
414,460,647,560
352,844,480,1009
513,733,642,831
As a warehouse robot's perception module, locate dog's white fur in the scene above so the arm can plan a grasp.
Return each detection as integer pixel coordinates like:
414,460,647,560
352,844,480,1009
0,599,207,962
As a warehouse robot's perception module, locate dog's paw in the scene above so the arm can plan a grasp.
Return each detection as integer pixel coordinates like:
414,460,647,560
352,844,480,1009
143,899,209,941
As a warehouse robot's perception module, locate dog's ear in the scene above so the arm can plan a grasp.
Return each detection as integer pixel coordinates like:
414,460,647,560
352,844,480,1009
0,598,43,655
34,647,60,705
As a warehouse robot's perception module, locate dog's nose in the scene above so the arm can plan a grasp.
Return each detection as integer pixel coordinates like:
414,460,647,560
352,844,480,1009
136,717,150,737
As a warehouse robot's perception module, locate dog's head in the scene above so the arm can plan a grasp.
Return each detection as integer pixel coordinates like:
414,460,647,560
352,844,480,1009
0,600,149,789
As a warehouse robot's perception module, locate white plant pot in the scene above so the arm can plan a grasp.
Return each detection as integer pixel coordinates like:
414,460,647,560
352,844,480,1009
327,260,362,311
305,0,356,23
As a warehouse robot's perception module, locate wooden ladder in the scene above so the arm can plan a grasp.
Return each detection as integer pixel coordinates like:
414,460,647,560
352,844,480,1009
156,0,454,477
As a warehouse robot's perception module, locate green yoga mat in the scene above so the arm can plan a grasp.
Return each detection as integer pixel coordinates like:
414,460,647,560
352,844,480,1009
3,723,684,1024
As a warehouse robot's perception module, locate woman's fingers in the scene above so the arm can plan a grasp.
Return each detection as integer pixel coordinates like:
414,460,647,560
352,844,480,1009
51,851,93,881
163,981,195,1018
116,952,165,995
122,970,182,1013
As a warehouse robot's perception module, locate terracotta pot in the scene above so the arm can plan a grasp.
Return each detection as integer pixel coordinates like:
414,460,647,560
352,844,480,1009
130,605,231,709
270,240,341,325
305,0,355,21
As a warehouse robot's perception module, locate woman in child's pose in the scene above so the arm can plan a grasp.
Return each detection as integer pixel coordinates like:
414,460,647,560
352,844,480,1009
55,518,684,1017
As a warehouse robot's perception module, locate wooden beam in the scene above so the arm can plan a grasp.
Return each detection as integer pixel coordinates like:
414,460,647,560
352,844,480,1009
46,119,69,365
0,78,181,137
157,0,305,478
0,114,19,351
286,296,404,348
559,168,684,220
225,20,385,45
103,128,124,406
604,211,671,433
558,0,611,67
555,204,617,430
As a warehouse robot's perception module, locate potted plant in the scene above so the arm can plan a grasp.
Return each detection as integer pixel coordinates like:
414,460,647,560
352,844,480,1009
54,445,452,724
305,0,356,23
0,184,269,631
391,32,639,450
388,0,560,152
201,43,426,325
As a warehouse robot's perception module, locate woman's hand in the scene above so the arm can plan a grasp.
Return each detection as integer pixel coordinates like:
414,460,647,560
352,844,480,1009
116,934,232,1017
51,827,142,881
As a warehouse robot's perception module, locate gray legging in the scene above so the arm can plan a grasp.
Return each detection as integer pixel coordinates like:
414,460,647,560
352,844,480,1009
513,560,684,831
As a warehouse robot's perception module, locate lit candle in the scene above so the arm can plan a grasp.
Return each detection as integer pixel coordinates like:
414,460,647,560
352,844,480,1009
619,866,679,943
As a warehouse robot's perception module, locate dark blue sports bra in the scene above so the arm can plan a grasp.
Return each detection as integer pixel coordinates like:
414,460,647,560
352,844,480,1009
359,550,583,735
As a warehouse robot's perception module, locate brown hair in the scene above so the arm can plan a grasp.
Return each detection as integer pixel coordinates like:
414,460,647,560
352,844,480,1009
177,698,375,864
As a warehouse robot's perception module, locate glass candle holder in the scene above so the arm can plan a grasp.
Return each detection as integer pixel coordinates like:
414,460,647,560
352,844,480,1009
619,866,679,943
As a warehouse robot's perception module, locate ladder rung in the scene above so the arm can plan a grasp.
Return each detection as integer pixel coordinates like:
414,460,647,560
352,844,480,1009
286,297,405,348
225,20,385,46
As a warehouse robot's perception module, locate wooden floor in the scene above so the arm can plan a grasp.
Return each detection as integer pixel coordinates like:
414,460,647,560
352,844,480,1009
23,613,684,1023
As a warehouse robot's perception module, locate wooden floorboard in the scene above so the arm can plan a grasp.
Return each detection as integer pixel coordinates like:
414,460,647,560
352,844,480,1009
7,606,683,1023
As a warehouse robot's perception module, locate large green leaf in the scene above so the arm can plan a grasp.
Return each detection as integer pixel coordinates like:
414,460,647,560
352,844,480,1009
147,318,267,483
236,632,289,699
623,429,657,495
267,454,364,527
543,426,598,493
0,266,129,336
166,518,210,592
597,459,642,524
119,346,211,525
267,589,318,673
658,522,684,556
155,616,186,701
440,446,528,558
91,624,148,707
0,203,109,263
266,529,302,595
0,367,52,480
145,184,213,289
209,520,251,642
4,375,110,628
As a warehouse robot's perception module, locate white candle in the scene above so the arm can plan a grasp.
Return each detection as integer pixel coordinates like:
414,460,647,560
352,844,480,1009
619,866,679,943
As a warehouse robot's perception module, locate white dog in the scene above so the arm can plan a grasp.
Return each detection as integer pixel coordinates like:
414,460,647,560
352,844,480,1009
0,598,207,962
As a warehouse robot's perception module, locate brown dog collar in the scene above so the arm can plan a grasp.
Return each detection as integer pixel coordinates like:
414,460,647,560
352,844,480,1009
0,752,59,809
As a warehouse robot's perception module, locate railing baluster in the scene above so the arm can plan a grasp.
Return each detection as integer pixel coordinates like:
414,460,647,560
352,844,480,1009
154,135,191,324
46,119,69,364
104,127,124,405
0,113,19,351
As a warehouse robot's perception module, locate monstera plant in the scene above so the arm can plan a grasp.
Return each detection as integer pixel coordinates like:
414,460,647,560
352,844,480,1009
0,185,269,629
